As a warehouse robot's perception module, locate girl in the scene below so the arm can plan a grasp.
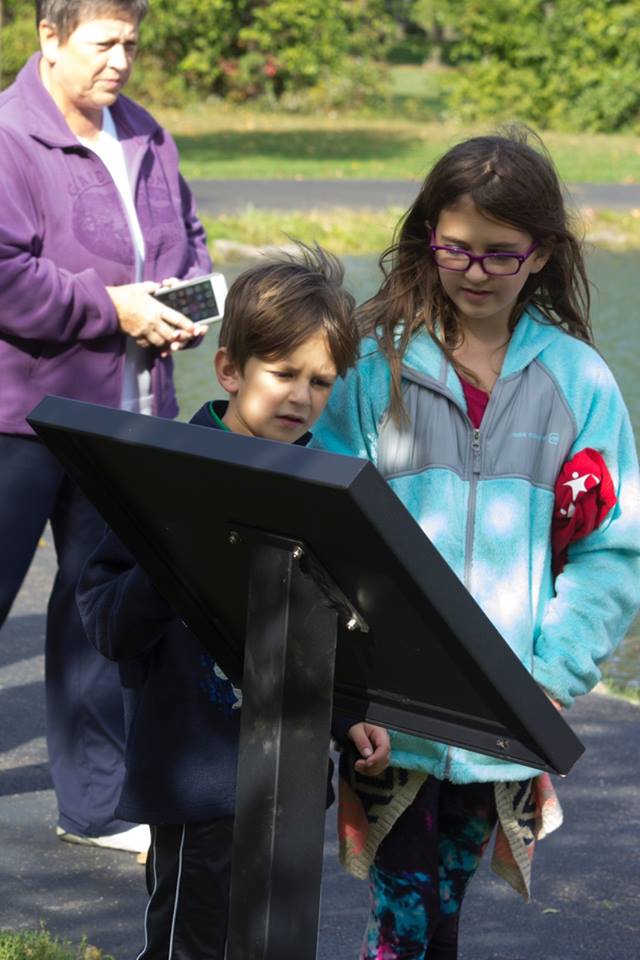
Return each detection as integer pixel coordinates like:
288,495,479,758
312,127,640,958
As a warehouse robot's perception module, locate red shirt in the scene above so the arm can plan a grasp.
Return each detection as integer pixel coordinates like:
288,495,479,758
459,376,489,428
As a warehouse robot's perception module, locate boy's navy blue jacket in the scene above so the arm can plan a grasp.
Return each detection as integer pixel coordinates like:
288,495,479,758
76,401,341,825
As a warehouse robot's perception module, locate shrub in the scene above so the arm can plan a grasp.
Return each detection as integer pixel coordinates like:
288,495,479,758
277,59,390,114
135,0,248,96
0,0,38,88
1,0,394,108
443,0,640,132
228,0,393,102
0,928,109,960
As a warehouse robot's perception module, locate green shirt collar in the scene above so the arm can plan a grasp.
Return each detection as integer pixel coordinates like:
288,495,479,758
208,401,231,431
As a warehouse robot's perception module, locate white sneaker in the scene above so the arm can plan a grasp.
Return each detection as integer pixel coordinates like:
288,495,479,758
56,823,151,854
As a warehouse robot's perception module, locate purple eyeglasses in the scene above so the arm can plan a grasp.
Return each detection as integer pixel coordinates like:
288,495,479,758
429,230,540,277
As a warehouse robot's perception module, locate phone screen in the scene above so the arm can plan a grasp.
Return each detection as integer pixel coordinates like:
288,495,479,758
155,280,221,323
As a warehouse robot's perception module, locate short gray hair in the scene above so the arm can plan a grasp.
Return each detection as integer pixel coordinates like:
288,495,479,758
37,0,149,41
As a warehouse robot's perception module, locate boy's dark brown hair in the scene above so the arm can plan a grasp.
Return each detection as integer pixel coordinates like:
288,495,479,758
218,242,359,377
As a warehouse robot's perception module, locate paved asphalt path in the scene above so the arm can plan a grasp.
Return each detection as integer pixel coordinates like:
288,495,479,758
1,538,639,959
189,179,640,216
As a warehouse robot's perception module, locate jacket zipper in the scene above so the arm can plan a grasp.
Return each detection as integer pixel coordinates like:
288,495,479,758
443,424,481,780
464,428,482,586
400,366,489,589
443,425,480,780
401,368,488,779
461,378,502,586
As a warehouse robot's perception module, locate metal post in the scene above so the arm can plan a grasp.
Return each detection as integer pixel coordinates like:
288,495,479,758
226,540,339,960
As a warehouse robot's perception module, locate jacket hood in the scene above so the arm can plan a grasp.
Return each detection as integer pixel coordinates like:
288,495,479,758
401,306,567,389
500,307,566,377
4,52,160,149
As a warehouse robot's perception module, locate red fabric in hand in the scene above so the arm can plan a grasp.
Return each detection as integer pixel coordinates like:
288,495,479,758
552,447,617,576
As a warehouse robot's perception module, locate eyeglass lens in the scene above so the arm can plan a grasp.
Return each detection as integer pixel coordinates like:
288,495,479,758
433,249,522,276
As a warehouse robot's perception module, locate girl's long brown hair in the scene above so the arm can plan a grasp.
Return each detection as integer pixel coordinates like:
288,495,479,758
359,125,592,423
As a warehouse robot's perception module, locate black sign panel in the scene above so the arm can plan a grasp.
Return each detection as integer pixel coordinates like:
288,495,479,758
28,396,584,775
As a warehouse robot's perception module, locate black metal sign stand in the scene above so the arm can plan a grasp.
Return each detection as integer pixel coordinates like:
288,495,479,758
26,397,587,960
226,527,366,960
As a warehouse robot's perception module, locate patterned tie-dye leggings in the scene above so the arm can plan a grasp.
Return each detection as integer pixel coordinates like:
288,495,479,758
362,777,497,960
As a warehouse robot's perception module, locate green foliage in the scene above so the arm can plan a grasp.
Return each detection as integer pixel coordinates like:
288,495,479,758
342,1,397,58
443,0,640,132
2,0,638,129
409,0,456,34
228,0,394,103
239,0,349,89
0,0,394,107
0,0,39,87
544,0,640,131
124,0,394,106
407,0,458,62
135,0,249,95
276,59,390,113
0,928,110,960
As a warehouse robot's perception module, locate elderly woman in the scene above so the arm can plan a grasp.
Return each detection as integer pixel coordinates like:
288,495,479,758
0,0,211,851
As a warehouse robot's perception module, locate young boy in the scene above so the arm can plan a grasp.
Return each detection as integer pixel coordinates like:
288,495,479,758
76,243,390,960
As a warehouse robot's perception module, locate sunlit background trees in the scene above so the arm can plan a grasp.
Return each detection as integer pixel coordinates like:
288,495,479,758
2,0,639,131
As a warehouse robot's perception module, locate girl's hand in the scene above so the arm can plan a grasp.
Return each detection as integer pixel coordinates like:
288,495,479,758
347,722,391,777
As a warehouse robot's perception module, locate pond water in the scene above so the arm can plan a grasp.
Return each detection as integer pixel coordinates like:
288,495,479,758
173,249,640,690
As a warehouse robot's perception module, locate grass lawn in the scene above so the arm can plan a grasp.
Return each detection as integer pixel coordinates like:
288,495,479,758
201,206,405,259
201,207,640,262
156,101,640,184
602,680,640,707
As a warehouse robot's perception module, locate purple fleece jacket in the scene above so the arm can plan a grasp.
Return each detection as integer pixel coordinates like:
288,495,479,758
0,54,211,435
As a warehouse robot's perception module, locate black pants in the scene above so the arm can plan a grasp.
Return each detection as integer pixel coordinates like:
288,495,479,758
140,819,235,960
0,433,129,836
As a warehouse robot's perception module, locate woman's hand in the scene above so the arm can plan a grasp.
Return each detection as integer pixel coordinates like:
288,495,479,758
106,281,205,351
347,722,391,777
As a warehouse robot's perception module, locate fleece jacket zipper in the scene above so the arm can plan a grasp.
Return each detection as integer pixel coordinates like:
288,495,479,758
464,427,482,587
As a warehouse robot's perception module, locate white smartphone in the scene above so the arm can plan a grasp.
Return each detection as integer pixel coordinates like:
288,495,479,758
152,272,227,325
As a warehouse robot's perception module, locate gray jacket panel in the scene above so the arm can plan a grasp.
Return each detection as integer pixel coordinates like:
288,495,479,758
377,368,471,480
377,360,577,489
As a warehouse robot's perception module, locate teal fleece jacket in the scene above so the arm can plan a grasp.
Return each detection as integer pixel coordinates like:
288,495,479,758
311,308,640,783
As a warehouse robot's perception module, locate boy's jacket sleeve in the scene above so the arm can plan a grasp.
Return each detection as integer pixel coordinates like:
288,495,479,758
533,367,640,707
76,528,175,662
